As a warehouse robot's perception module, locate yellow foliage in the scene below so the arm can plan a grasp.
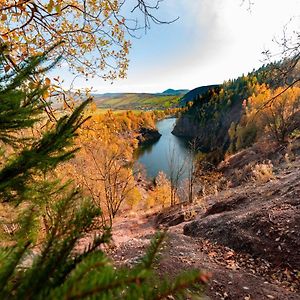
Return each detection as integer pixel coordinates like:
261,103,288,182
252,161,274,183
147,172,171,209
61,108,167,226
0,0,130,80
230,85,300,151
246,86,300,143
125,187,142,209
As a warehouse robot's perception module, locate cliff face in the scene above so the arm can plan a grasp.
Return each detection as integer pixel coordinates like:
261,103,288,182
172,97,243,152
171,115,199,138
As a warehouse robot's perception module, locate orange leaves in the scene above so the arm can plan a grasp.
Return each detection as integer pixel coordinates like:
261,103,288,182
198,272,212,284
1,34,8,41
42,90,50,99
89,101,97,112
1,0,130,81
45,77,51,86
47,0,54,13
4,65,10,72
42,78,51,98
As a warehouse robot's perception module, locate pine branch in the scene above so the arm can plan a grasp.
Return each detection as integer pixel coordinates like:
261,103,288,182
0,99,92,200
0,241,31,296
137,230,166,269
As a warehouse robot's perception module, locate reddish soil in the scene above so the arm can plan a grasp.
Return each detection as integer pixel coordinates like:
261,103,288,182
110,212,299,299
108,160,300,300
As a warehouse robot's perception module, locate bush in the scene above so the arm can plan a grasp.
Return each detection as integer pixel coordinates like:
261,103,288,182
231,163,254,185
236,123,258,151
251,161,275,183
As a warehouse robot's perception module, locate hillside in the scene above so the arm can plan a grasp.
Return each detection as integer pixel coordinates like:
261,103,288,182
173,77,252,153
179,84,219,106
173,62,300,156
108,149,300,299
92,90,187,110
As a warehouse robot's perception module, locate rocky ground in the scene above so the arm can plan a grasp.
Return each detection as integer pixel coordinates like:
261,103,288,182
108,157,300,299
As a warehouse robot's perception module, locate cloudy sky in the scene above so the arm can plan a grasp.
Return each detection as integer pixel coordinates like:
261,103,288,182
51,0,300,93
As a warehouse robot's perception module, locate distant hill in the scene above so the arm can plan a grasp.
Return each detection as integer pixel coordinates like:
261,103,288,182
92,89,188,110
179,85,219,106
160,89,190,96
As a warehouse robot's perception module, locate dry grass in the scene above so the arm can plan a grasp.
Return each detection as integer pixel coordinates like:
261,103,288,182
251,161,275,183
232,163,254,185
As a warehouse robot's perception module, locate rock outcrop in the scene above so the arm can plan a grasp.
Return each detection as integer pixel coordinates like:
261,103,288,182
137,128,161,145
172,99,243,153
183,162,300,270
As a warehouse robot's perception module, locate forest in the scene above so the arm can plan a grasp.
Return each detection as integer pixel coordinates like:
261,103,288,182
0,0,299,299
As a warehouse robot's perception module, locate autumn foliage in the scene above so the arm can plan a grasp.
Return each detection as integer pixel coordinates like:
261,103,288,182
0,0,131,79
229,85,300,151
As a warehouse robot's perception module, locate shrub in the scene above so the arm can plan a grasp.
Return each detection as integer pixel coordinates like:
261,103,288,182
231,163,254,186
236,123,258,151
251,161,275,183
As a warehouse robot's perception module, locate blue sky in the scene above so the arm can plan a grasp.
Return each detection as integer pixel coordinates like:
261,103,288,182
51,0,300,93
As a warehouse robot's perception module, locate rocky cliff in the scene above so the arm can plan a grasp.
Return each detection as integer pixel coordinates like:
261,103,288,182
172,94,243,153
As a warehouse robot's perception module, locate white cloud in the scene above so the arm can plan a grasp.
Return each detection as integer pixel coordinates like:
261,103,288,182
158,0,300,88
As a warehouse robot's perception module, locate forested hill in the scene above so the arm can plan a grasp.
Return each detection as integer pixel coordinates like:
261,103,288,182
173,61,300,160
179,84,220,106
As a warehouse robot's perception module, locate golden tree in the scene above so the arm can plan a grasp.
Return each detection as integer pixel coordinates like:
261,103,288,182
249,86,300,143
66,113,138,228
148,171,171,209
0,0,172,80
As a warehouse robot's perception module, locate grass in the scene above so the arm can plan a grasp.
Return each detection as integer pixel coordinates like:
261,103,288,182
94,108,144,115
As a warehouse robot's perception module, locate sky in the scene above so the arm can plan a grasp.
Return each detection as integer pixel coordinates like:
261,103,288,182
51,0,300,93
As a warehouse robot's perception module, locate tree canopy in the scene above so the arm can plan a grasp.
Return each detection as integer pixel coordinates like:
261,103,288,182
0,0,172,80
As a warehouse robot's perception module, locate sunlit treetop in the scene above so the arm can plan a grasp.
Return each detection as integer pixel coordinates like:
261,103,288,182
0,0,170,81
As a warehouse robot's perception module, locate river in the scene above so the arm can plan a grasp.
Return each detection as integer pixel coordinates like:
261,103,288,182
135,118,193,180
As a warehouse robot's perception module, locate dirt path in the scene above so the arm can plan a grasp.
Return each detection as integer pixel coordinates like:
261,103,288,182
110,213,300,300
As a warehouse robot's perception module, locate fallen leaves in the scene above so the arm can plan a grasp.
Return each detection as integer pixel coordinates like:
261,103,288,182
194,237,300,294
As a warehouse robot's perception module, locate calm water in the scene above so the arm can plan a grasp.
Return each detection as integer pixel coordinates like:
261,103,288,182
135,118,192,179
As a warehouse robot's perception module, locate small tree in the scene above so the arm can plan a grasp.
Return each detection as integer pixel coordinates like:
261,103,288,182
186,139,199,204
73,140,136,228
151,171,172,209
168,145,186,206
